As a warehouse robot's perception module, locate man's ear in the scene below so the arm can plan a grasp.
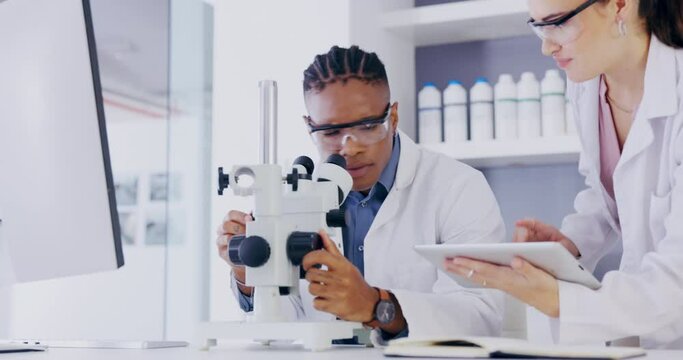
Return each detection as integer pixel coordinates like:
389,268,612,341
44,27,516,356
390,102,399,135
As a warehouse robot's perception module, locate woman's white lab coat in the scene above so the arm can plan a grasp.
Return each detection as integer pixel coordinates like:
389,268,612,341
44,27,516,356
233,131,507,343
557,36,683,349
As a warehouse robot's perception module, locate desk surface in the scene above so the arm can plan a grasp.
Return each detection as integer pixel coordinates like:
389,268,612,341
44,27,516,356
0,342,681,360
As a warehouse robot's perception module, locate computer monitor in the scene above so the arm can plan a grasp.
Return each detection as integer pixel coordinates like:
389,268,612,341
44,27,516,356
0,0,124,285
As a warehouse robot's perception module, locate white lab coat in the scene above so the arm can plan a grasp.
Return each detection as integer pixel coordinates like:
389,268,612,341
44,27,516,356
232,132,506,343
556,36,683,349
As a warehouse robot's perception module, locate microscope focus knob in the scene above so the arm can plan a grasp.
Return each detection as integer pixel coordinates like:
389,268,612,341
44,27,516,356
217,167,230,196
326,209,347,228
287,232,322,266
239,236,271,268
227,235,246,266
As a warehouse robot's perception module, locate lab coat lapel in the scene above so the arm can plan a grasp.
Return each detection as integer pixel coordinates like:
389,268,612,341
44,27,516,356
616,36,679,171
366,131,419,234
575,77,601,176
574,77,622,230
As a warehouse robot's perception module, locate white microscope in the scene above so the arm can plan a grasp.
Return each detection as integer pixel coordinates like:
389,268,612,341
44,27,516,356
198,81,363,351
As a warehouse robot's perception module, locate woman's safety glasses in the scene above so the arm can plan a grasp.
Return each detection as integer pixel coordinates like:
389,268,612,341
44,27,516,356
306,103,392,151
528,0,598,45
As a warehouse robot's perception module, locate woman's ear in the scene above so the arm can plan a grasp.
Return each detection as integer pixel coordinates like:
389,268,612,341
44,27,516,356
614,0,639,36
615,0,637,19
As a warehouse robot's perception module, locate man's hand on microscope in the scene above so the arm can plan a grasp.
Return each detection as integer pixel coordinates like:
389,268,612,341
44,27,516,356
216,210,254,296
301,231,380,323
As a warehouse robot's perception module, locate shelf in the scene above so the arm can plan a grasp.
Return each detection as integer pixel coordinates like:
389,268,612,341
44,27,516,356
422,136,582,168
381,0,532,47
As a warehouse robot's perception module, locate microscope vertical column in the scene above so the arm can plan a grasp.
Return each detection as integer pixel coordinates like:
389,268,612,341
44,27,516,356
250,80,285,323
259,80,278,165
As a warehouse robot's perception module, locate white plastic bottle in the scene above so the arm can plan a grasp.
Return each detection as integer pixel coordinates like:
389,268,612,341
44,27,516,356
494,74,518,140
443,80,468,142
470,77,494,141
541,69,566,137
566,96,577,135
517,72,542,139
418,82,442,144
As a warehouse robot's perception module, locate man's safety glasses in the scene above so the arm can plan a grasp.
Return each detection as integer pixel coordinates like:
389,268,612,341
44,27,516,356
305,103,392,151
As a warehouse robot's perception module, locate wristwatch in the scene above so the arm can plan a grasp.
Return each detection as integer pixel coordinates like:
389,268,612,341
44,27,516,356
363,288,396,329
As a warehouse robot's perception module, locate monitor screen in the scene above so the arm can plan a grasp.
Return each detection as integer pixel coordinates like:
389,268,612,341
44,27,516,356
0,0,124,284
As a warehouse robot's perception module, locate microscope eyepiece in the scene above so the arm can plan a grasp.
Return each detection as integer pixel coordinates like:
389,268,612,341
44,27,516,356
293,156,315,175
325,154,347,170
314,154,353,205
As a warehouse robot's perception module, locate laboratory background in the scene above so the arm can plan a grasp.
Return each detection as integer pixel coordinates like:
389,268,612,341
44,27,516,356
0,0,626,349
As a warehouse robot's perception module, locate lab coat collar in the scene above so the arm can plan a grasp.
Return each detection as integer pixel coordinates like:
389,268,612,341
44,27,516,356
617,35,679,169
640,35,679,121
572,77,623,232
393,130,419,190
364,130,419,234
571,76,601,172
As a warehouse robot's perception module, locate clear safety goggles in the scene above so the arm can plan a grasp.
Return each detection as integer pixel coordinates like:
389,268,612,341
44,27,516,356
305,103,392,151
528,0,598,45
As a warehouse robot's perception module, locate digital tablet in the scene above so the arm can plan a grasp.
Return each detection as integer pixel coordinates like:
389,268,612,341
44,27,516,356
414,242,601,290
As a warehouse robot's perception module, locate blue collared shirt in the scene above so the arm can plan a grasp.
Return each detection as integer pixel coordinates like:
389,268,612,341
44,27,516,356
235,135,407,341
340,135,400,276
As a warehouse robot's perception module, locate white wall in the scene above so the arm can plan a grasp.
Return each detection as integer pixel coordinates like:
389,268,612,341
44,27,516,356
0,230,14,337
0,287,10,338
7,250,165,340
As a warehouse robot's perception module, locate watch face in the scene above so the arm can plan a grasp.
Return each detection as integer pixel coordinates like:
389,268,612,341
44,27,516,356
376,300,396,325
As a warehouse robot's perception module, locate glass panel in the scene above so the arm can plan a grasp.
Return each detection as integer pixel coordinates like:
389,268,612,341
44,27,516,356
164,0,213,339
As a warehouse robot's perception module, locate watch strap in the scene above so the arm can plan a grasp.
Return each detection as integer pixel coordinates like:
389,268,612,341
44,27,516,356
363,288,391,329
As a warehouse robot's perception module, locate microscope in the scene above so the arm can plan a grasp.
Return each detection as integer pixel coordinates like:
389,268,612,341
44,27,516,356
198,81,363,351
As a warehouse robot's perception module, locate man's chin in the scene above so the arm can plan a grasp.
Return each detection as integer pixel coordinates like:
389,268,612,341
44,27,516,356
351,180,374,193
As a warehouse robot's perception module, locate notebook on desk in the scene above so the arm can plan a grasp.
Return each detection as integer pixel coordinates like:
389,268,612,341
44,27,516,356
384,336,646,359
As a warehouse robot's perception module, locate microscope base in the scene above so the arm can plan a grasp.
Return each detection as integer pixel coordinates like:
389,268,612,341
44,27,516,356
197,320,363,351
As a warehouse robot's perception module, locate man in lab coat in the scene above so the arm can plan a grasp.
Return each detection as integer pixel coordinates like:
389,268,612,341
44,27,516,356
216,45,505,343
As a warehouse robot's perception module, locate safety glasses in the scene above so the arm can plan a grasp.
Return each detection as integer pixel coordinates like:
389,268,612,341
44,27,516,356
305,103,392,151
528,0,599,45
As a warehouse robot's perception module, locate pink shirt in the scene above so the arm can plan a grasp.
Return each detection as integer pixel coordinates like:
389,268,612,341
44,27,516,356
598,75,623,200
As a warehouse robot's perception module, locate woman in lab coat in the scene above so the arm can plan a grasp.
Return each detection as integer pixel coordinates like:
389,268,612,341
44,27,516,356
445,0,683,349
